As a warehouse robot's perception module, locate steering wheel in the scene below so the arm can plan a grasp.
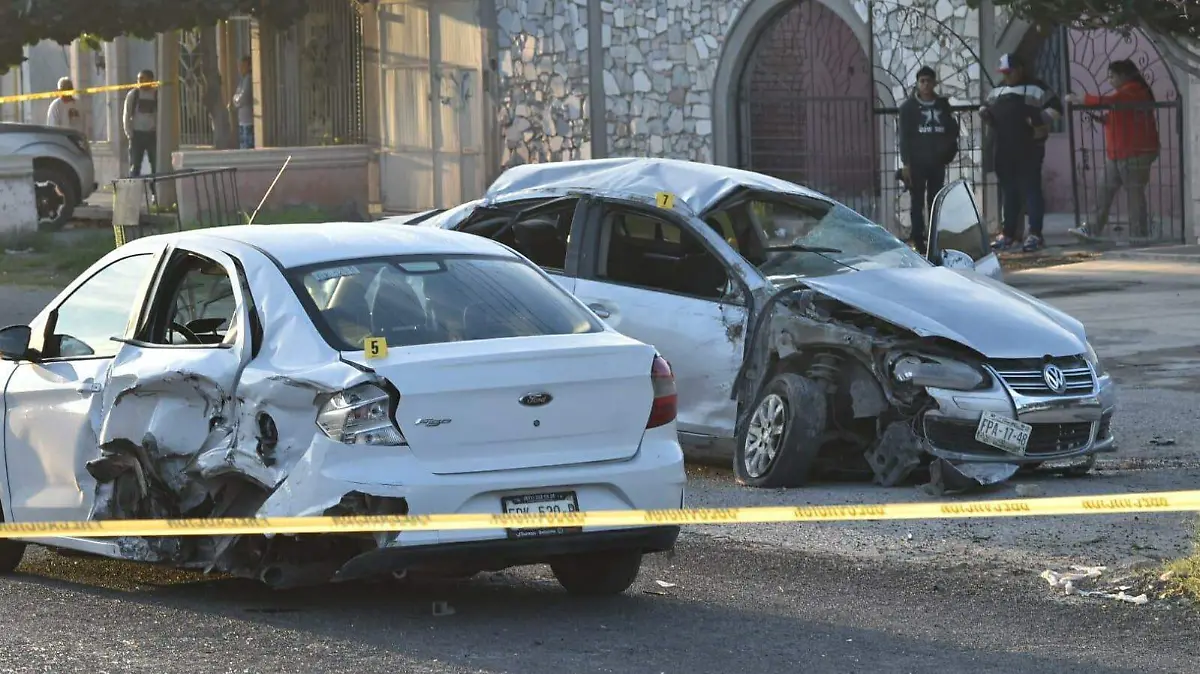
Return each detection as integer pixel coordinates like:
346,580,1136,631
171,321,202,344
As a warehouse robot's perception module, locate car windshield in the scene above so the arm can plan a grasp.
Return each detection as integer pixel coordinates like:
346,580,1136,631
706,197,931,281
292,255,603,351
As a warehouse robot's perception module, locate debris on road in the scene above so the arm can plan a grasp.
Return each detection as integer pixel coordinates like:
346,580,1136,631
1041,565,1152,605
1149,436,1177,447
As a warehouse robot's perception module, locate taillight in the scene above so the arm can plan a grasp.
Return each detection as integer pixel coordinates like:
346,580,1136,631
646,354,677,429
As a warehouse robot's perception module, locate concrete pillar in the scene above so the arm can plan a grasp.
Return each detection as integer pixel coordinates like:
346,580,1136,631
977,0,1000,235
108,38,130,177
359,4,383,210
250,20,266,148
156,32,181,205
0,156,38,241
1186,73,1199,244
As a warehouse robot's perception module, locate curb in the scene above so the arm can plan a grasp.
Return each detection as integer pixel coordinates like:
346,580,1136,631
1103,250,1200,264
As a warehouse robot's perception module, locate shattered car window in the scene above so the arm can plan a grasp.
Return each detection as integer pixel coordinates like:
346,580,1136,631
47,253,157,359
163,262,238,344
295,255,604,351
738,199,930,280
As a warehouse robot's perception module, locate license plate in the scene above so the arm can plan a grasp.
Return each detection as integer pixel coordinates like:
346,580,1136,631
500,491,581,540
975,411,1033,456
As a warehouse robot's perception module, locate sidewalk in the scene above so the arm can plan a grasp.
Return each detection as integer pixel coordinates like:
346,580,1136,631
994,212,1198,266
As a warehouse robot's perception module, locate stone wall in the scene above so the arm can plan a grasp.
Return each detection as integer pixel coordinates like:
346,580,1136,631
495,0,592,167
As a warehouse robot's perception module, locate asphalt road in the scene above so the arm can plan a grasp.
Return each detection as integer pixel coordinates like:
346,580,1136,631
1,534,1197,674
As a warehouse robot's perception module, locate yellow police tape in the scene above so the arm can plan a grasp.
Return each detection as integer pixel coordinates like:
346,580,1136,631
0,81,162,105
1,489,1197,539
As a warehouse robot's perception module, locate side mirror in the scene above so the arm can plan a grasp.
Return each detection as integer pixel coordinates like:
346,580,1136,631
0,325,33,361
941,249,976,271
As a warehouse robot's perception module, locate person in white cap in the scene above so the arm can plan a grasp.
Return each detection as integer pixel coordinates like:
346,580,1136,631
980,53,1063,253
47,76,88,139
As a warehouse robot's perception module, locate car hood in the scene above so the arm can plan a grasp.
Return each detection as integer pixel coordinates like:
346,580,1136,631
790,266,1088,359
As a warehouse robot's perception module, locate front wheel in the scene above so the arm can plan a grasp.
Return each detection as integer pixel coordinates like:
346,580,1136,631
34,166,79,231
550,550,642,596
734,372,827,488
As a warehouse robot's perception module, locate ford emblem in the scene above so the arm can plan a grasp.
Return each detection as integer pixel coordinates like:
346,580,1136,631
519,392,553,407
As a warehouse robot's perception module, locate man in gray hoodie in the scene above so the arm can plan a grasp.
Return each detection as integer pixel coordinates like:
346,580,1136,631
123,69,158,177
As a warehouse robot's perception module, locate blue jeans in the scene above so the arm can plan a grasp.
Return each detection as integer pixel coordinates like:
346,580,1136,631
239,124,255,149
995,151,1045,239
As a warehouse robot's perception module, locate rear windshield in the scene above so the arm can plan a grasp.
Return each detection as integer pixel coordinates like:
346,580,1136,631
293,255,603,350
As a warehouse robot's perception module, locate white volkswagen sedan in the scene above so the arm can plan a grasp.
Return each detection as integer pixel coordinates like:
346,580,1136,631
0,222,685,594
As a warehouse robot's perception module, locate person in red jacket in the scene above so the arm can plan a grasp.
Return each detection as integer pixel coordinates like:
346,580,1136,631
1066,59,1161,242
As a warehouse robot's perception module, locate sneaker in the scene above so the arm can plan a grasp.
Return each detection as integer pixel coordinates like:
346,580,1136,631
991,235,1016,251
1068,224,1100,242
1021,234,1044,252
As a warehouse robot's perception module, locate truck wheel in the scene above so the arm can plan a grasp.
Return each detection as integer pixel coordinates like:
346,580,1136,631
550,550,642,596
734,372,827,488
0,508,27,573
34,166,78,231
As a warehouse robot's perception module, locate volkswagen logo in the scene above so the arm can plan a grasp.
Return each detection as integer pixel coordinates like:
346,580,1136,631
1042,363,1067,394
519,392,553,407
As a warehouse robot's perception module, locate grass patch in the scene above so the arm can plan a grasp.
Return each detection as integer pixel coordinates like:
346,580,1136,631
1162,554,1200,602
0,229,118,288
0,204,363,288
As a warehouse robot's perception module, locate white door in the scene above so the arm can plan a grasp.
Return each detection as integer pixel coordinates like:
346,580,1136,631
3,252,161,524
571,201,748,440
89,243,255,521
928,179,1003,281
378,0,486,212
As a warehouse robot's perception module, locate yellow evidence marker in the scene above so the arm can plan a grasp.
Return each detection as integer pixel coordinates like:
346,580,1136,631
364,336,389,360
655,191,676,209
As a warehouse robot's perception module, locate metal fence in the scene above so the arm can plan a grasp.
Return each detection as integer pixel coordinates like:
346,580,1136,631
873,104,997,241
1066,101,1185,245
260,0,367,147
742,96,879,218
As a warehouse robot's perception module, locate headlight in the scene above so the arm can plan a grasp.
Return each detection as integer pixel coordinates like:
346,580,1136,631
316,383,407,446
1084,342,1109,377
892,354,988,391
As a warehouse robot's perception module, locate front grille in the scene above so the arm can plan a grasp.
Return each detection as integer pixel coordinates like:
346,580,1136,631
989,355,1095,396
925,418,1094,457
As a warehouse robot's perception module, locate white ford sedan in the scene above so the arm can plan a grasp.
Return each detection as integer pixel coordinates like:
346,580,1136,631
0,222,685,594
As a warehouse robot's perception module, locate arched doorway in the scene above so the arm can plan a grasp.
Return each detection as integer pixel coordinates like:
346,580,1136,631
735,0,877,214
1018,25,1185,243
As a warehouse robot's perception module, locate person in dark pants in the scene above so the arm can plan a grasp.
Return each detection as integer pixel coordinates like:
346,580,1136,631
981,53,1063,253
898,66,959,252
123,69,158,178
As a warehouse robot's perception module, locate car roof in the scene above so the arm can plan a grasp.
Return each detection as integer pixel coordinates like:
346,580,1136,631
483,157,829,215
134,221,517,269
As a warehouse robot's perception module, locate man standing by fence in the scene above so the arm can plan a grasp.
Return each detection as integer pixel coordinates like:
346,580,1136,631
123,69,158,178
46,77,87,139
981,53,1063,253
898,66,959,253
232,56,255,149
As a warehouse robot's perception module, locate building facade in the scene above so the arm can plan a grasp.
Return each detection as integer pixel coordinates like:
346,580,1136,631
2,0,1194,243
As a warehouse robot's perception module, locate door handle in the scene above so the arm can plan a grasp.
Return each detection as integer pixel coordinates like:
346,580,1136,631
587,303,611,319
75,379,102,394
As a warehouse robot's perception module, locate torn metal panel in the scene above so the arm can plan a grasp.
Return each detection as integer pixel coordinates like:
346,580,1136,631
924,459,1019,496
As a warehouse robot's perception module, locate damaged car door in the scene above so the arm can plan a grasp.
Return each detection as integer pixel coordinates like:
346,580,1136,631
571,198,750,441
926,179,1002,281
2,252,161,525
87,243,256,523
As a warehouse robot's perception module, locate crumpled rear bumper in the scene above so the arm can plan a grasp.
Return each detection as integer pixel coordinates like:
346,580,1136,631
334,525,680,582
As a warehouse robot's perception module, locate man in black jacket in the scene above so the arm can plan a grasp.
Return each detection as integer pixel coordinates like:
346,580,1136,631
898,66,959,253
981,52,1064,252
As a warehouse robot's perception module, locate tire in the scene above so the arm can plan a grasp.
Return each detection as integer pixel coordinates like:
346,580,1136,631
0,509,27,573
734,372,827,488
550,550,643,596
34,166,79,232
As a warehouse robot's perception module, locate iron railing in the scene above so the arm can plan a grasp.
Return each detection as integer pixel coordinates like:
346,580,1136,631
260,0,367,147
111,168,242,245
1066,101,1185,245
